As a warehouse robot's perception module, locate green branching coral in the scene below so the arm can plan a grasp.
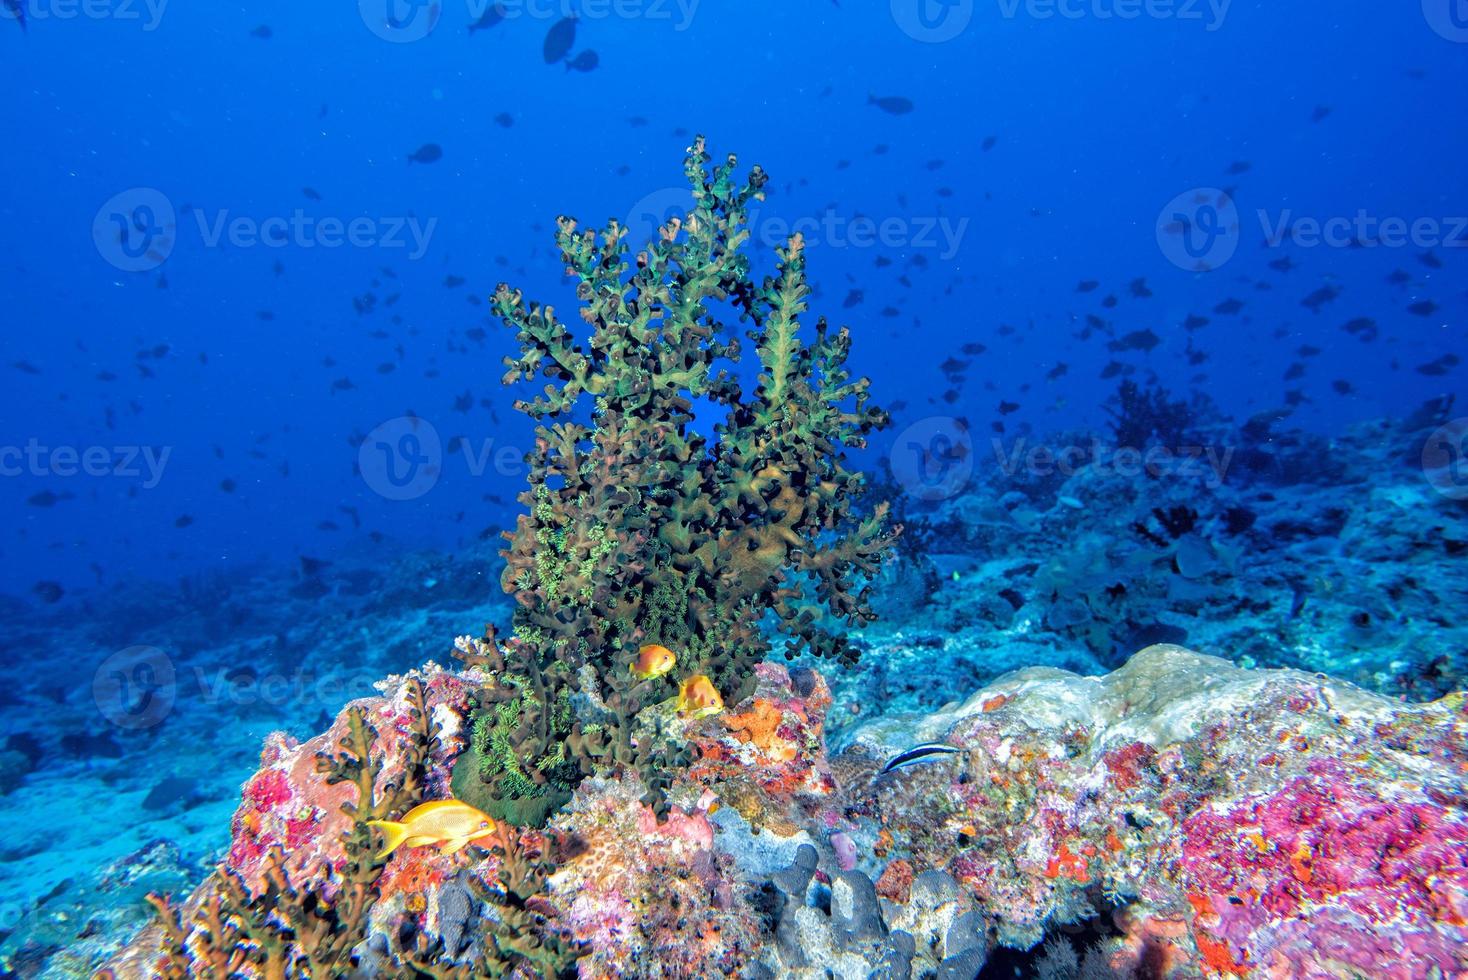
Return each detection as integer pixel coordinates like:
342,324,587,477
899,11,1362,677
473,136,898,815
145,679,438,977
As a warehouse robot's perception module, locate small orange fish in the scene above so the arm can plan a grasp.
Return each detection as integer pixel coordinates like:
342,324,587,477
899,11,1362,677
630,643,677,680
366,799,496,859
677,674,723,719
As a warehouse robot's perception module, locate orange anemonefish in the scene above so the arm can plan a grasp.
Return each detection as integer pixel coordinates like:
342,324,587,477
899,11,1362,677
677,674,724,719
630,643,678,680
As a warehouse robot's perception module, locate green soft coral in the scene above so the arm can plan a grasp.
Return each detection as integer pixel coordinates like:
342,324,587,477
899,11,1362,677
467,136,899,816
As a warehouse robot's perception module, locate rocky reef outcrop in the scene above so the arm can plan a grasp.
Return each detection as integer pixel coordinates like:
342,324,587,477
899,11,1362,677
107,643,1468,978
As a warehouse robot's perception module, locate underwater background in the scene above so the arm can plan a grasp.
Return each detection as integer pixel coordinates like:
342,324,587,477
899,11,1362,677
1,0,1466,974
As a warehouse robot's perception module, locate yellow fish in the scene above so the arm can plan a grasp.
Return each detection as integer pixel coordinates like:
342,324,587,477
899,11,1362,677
677,674,724,719
630,643,677,680
366,799,496,859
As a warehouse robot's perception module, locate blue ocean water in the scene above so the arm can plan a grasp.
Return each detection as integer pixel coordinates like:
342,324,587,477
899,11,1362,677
4,1,1463,598
1,0,1466,971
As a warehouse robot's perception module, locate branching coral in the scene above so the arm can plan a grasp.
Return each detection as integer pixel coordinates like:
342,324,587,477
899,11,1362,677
469,137,898,816
144,679,438,976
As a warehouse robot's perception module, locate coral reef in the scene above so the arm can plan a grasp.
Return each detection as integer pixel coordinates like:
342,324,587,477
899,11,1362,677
466,137,897,815
104,644,1468,979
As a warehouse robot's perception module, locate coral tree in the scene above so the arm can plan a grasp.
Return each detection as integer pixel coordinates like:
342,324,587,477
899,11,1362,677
459,136,897,820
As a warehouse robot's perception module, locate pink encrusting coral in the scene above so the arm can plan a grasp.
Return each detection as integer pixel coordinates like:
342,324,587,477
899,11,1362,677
220,667,472,894
1180,760,1468,977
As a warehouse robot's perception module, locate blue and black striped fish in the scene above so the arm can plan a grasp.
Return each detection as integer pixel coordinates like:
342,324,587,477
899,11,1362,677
877,742,964,776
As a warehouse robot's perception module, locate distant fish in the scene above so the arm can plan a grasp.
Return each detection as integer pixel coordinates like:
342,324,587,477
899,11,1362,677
1300,283,1340,312
1417,354,1459,376
12,360,40,374
468,2,506,32
868,94,914,115
1108,328,1160,353
1407,299,1439,317
32,581,64,603
250,24,272,39
1225,160,1251,175
493,112,514,127
4,0,25,30
878,742,963,776
543,15,576,63
981,135,997,151
302,187,322,201
1311,105,1332,123
27,490,73,507
1076,280,1099,293
566,49,599,72
407,143,443,164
